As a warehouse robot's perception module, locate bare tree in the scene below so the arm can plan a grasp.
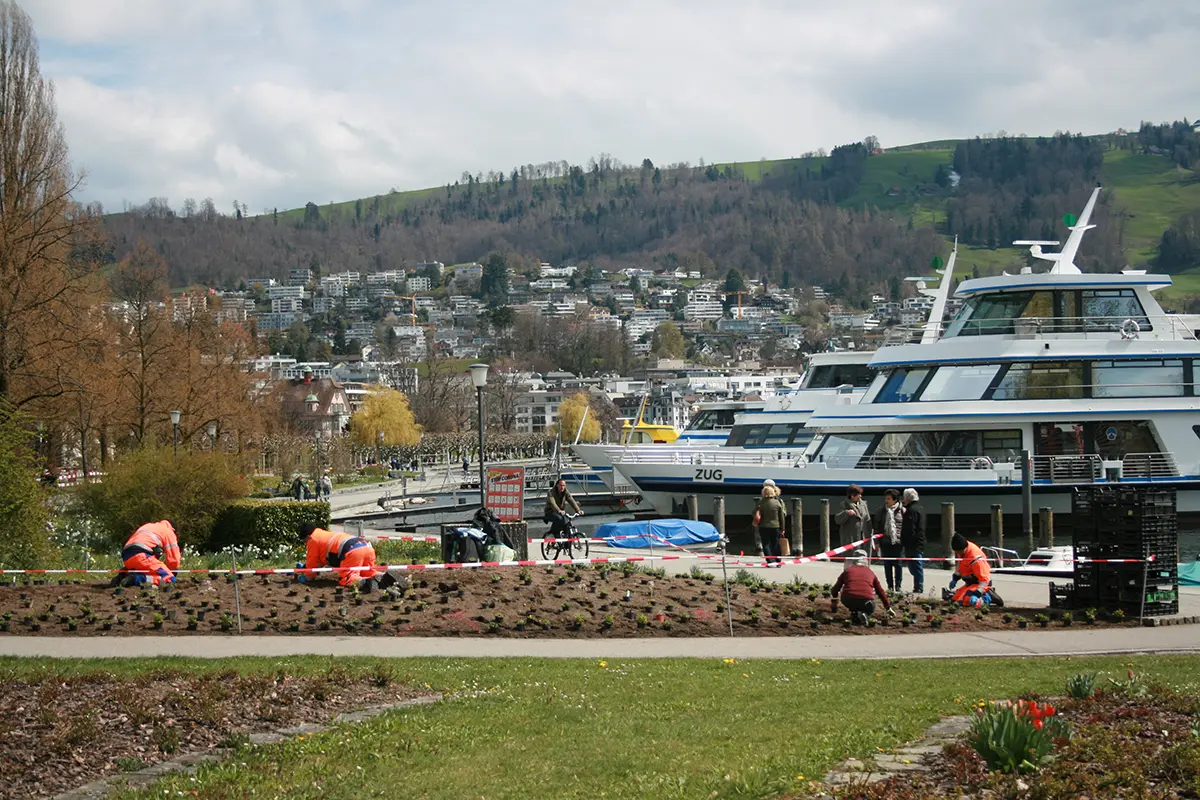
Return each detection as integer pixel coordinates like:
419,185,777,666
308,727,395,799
0,0,102,407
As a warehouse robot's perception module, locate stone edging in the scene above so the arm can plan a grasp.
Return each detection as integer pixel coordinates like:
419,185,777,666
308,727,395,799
1142,614,1200,627
818,713,972,792
52,694,443,800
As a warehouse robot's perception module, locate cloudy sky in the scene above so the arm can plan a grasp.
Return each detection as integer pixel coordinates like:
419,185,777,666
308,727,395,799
21,0,1200,215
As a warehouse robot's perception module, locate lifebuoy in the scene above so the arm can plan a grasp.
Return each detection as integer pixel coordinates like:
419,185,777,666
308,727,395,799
972,456,993,470
1120,318,1140,340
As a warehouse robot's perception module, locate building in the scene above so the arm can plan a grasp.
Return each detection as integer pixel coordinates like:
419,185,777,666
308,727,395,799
312,296,333,313
346,321,376,344
406,275,431,292
344,297,370,312
626,309,670,341
246,277,276,289
271,296,304,313
275,369,351,438
216,296,254,324
170,293,208,321
255,311,300,333
287,268,312,287
268,285,307,301
684,300,724,321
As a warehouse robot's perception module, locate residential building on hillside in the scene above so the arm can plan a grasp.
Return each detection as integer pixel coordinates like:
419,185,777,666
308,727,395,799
626,309,669,341
344,297,370,312
288,268,312,287
216,296,254,324
170,293,208,321
271,296,303,313
312,296,333,313
256,311,300,333
405,275,431,292
415,261,444,276
684,301,723,321
268,285,306,301
275,371,350,438
346,321,375,343
246,277,276,289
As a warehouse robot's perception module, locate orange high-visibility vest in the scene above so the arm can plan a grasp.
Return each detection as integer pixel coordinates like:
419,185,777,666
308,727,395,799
125,521,181,570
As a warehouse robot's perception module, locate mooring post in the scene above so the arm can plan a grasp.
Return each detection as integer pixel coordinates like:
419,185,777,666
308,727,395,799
941,502,956,570
1021,448,1033,547
819,499,831,553
713,496,726,540
990,504,1004,564
789,497,803,556
686,494,698,521
1039,507,1054,548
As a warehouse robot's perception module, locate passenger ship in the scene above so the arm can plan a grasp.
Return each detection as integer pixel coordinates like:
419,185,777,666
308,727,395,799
614,187,1200,520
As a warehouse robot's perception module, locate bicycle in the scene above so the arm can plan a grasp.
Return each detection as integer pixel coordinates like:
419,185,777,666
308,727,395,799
541,513,589,560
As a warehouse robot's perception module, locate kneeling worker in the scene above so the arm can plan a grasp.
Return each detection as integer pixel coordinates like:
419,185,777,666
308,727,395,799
298,523,395,591
831,549,894,625
117,520,181,585
948,532,1003,608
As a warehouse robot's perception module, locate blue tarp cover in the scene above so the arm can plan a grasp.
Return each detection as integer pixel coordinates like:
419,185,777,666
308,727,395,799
594,518,720,549
1181,562,1200,587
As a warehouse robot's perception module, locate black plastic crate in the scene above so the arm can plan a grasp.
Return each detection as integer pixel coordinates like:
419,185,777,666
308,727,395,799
1049,582,1076,609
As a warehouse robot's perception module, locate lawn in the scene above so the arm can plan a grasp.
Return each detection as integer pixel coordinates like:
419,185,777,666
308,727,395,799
2,654,1187,799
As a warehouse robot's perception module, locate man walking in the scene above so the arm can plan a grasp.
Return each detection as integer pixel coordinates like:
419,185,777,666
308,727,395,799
900,488,925,594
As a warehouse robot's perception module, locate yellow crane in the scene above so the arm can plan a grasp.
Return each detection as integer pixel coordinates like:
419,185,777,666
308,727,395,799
726,290,751,319
384,295,419,327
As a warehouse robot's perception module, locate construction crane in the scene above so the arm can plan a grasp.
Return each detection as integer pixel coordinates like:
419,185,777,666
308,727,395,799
726,290,751,320
384,295,419,327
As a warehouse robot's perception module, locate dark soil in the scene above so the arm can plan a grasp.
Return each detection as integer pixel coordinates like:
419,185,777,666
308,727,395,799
0,566,1139,637
0,666,428,799
819,683,1200,799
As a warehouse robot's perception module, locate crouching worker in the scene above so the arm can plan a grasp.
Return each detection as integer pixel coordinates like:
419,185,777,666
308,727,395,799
297,523,396,591
831,549,894,625
948,532,1003,608
114,520,181,586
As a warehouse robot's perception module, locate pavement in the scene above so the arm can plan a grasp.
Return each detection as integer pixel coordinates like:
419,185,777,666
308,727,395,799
1,625,1197,661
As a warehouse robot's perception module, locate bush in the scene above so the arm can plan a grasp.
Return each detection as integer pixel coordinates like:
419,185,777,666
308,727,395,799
967,700,1068,774
209,500,330,551
0,406,54,568
79,446,248,551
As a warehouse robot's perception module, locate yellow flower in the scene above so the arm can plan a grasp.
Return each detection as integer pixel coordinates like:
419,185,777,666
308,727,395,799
599,660,608,668
875,673,882,677
723,658,736,664
795,775,805,781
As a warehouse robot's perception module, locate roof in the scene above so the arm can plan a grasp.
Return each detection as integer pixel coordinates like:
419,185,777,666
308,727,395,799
954,272,1172,297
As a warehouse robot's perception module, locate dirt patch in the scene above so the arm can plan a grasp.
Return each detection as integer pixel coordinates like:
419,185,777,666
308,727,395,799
0,566,1140,637
0,666,428,800
819,682,1200,798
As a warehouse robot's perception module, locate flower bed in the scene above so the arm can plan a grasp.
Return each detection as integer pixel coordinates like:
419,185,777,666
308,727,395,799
0,666,428,799
825,672,1200,798
0,565,1141,638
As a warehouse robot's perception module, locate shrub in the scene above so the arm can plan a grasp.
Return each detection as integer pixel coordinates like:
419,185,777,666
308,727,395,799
0,406,54,568
967,700,1067,774
1066,672,1097,699
78,445,248,551
209,500,330,551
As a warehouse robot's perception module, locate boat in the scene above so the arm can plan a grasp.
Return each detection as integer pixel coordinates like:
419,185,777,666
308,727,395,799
988,546,1075,578
571,350,876,490
593,518,721,550
615,186,1200,521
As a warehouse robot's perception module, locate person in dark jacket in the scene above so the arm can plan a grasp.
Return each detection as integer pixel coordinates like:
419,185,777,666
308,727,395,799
834,484,870,547
755,481,787,567
873,489,905,592
831,549,894,625
900,487,925,594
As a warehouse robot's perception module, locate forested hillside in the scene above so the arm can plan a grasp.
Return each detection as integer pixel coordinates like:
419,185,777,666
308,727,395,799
100,121,1200,301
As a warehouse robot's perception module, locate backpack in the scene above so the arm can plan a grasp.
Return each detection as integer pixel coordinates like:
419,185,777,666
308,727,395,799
450,527,488,563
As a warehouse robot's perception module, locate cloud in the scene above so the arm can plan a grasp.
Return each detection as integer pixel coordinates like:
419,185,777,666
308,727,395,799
17,0,1200,213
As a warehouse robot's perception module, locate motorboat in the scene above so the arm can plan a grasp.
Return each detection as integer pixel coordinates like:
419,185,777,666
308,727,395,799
615,187,1200,521
988,546,1076,578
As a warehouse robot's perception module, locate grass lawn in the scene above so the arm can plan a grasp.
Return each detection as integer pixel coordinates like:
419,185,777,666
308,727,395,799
1103,148,1200,263
4,654,1188,799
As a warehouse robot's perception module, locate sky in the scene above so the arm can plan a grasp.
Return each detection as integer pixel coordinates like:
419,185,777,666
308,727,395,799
21,0,1200,215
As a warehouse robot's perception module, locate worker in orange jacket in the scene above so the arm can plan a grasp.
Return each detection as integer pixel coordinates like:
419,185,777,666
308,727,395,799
298,523,394,590
948,532,1003,608
116,520,181,586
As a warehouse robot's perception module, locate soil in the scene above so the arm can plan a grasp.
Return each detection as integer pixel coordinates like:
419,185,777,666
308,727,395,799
0,566,1139,637
819,682,1200,798
0,666,428,799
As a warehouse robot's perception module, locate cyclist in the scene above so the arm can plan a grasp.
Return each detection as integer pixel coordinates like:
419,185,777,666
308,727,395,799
543,478,583,540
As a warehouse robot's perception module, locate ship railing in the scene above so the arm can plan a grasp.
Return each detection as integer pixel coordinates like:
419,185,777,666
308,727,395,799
1031,454,1101,482
611,450,806,467
1120,452,1178,479
813,454,1014,471
879,314,1198,345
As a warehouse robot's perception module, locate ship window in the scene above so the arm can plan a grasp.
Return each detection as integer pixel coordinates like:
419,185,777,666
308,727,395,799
919,365,1001,402
1082,289,1151,331
803,363,875,389
875,367,930,403
990,362,1085,400
945,291,1032,337
814,433,874,466
869,429,1022,463
729,424,804,447
688,409,737,430
1092,360,1184,398
761,424,800,447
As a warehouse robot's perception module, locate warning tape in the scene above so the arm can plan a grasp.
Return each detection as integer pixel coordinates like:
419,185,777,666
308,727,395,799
362,535,441,543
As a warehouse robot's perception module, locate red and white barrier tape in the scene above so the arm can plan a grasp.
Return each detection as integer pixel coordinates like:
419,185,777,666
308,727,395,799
362,535,441,543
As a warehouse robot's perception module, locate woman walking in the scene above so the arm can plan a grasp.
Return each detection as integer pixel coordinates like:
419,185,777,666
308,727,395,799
755,480,787,568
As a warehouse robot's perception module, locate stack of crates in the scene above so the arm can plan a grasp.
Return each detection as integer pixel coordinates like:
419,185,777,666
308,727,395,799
1070,486,1179,616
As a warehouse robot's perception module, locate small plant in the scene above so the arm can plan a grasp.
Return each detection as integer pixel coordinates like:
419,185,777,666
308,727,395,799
1083,608,1097,625
152,725,182,754
1066,672,1097,699
660,619,672,631
115,756,148,772
1111,608,1126,621
1108,669,1152,698
1060,611,1073,626
572,614,585,630
636,613,649,628
219,613,234,632
491,573,501,583
1002,613,1014,624
770,608,781,620
601,614,614,629
151,612,164,629
689,565,705,579
216,732,251,750
561,602,571,611
967,700,1067,774
930,615,944,629
747,608,759,623
598,589,609,599
789,609,801,621
1034,613,1050,628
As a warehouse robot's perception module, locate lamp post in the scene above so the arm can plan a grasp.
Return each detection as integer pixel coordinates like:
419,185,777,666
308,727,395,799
207,422,218,452
169,410,181,458
377,429,385,473
469,363,489,509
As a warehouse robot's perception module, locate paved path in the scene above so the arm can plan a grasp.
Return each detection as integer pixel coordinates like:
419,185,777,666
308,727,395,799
2,625,1196,661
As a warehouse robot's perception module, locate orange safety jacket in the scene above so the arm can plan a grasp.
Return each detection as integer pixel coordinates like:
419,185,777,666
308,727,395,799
123,521,181,569
955,541,991,587
305,528,372,569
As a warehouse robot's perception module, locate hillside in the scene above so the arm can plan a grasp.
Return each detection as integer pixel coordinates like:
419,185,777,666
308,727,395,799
101,123,1200,304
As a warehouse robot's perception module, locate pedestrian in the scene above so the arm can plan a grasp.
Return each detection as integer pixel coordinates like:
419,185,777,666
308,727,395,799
297,523,396,591
900,488,926,594
543,478,583,539
754,480,787,567
834,484,870,547
113,520,181,586
948,532,1004,607
462,457,470,475
290,474,304,501
874,489,905,592
320,473,333,500
831,549,894,625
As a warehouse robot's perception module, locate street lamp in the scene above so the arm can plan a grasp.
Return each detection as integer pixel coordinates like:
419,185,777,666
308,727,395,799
377,429,385,472
207,422,218,451
469,363,489,509
169,410,181,458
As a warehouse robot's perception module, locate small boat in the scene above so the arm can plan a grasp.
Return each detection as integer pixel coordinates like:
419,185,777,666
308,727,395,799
988,546,1075,579
593,518,721,550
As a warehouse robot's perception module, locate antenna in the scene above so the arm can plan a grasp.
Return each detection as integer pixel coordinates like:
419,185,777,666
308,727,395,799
1013,186,1101,275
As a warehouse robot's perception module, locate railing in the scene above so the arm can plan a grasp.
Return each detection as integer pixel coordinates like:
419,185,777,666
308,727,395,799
1121,452,1178,479
611,450,805,467
813,454,1004,471
1032,454,1100,483
880,314,1198,345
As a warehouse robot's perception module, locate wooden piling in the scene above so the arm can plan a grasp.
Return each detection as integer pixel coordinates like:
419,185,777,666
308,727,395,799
819,499,831,553
990,504,1004,560
713,496,726,540
1039,507,1054,548
686,494,698,522
789,497,803,555
941,502,956,570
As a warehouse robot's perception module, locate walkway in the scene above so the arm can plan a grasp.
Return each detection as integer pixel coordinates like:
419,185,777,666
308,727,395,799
3,625,1197,661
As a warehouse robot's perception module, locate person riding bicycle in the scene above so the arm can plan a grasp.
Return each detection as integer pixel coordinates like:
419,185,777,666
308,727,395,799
543,478,583,539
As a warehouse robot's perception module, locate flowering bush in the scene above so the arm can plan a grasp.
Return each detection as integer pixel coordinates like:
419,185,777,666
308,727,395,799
967,699,1069,774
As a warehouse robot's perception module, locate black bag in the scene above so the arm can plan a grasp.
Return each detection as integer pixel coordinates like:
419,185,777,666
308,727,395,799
453,533,486,563
471,509,508,547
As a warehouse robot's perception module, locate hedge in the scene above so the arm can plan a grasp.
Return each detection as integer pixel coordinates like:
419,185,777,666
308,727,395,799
210,500,331,551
